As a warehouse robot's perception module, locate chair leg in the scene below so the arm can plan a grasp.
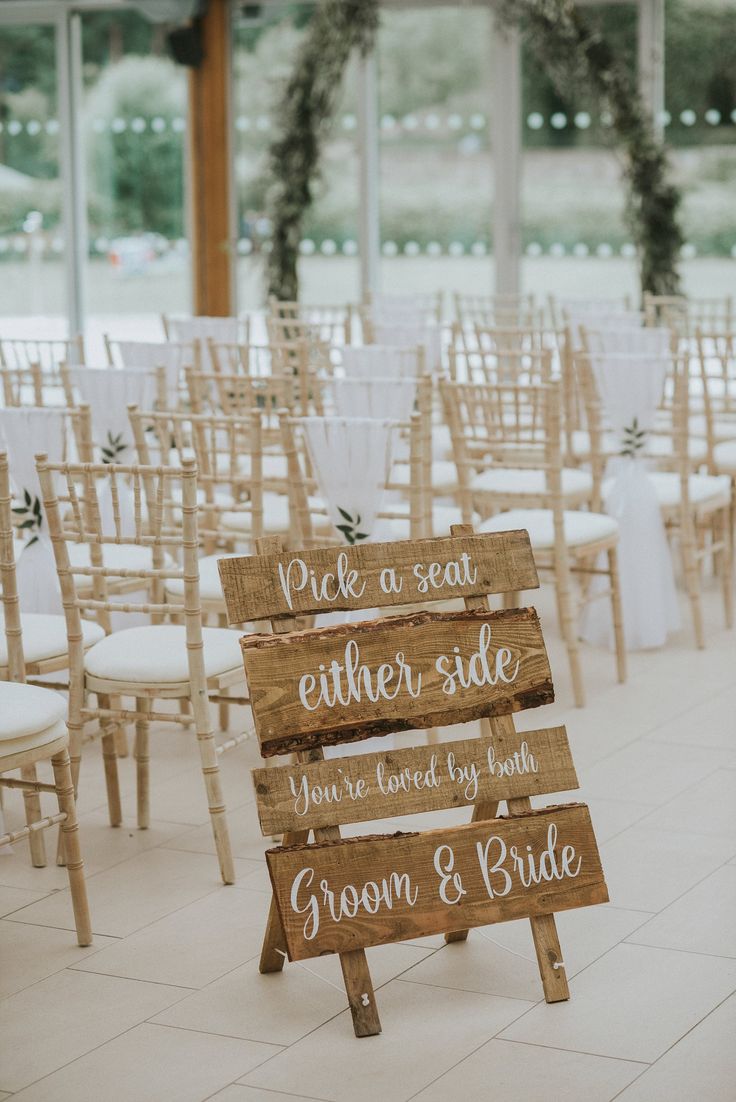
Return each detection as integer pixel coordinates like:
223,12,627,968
98,693,122,828
681,515,705,649
51,746,92,947
57,718,85,867
607,545,627,684
135,697,151,830
718,507,734,629
194,718,234,885
112,695,129,758
21,764,47,867
555,556,585,708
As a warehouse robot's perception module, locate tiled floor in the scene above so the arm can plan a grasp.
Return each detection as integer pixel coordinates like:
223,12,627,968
1,582,734,1101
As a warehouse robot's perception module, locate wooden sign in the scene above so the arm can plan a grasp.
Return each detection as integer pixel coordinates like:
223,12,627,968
218,530,538,623
253,725,577,834
267,804,608,961
242,607,554,756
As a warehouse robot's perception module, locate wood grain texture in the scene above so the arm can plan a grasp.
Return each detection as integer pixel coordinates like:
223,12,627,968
218,530,539,623
241,607,554,756
252,725,576,834
267,803,608,961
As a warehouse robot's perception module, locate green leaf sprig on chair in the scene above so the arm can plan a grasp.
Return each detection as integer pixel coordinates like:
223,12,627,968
620,417,647,459
13,489,43,547
101,431,128,464
336,507,369,545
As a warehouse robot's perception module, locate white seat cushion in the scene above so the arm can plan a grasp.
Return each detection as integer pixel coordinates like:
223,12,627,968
478,508,618,550
386,503,481,540
0,681,67,758
432,424,454,460
223,493,330,536
471,466,592,498
713,440,736,474
0,613,104,668
83,624,243,685
604,471,732,510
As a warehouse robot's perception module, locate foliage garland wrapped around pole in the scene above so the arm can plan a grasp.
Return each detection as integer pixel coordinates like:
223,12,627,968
265,0,379,302
266,0,682,301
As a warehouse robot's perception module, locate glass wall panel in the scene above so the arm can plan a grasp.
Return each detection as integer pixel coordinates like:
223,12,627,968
0,21,67,336
376,5,494,299
80,9,190,355
232,3,360,311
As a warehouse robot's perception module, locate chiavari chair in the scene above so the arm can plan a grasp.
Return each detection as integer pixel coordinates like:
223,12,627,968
695,328,736,486
36,453,248,883
0,336,83,408
268,296,354,345
441,376,625,706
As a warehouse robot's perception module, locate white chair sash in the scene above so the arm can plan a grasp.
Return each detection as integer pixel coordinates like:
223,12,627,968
0,408,65,614
374,322,442,372
341,345,421,380
585,327,671,360
168,316,241,345
331,378,417,422
581,355,679,650
115,341,187,407
69,367,157,463
302,416,395,545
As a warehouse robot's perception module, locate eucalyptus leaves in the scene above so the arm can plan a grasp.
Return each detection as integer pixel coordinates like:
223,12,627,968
13,489,43,547
620,418,647,459
101,432,128,464
336,507,369,545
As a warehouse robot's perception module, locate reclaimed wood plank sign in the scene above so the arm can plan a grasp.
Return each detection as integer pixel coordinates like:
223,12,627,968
219,527,608,1039
267,805,607,960
242,607,553,755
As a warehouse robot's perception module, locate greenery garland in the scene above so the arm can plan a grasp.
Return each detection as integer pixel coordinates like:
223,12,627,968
265,0,379,301
494,0,683,295
266,0,682,300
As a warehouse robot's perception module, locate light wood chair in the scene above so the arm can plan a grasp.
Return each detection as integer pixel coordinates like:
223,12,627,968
0,336,83,408
207,339,273,381
574,350,733,647
268,297,354,345
644,294,734,334
161,314,250,345
695,328,736,483
36,453,247,883
441,377,625,707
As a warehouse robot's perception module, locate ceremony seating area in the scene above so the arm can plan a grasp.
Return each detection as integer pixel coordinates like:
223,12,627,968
1,0,735,1098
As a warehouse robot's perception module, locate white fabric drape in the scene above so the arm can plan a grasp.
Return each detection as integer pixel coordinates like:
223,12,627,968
566,309,644,349
0,408,65,614
302,416,395,545
331,378,417,422
115,341,186,407
167,316,241,345
374,321,442,372
341,345,421,380
585,327,671,359
581,355,680,650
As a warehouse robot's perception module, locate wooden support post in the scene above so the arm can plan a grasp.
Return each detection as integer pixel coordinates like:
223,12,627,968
188,0,235,315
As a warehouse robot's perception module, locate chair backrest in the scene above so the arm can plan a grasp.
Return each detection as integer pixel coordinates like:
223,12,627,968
63,366,165,462
0,337,83,408
0,452,25,681
106,338,192,409
162,314,249,345
279,409,427,548
268,298,353,345
441,378,562,522
207,339,273,379
695,328,736,460
582,325,672,358
128,405,264,553
449,336,553,386
339,343,425,379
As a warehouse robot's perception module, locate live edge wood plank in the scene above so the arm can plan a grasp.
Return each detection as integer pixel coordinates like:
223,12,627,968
241,607,554,756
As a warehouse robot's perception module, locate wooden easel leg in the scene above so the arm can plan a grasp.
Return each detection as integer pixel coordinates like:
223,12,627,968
339,948,382,1037
259,828,308,974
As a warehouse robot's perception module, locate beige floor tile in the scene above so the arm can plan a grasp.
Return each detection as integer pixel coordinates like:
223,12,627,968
645,685,736,752
600,825,735,912
500,942,736,1062
9,1022,278,1102
146,750,256,827
401,903,650,1001
240,980,533,1102
209,1089,329,1102
627,865,736,957
579,742,734,807
613,993,736,1101
153,942,431,1046
583,796,652,843
636,770,736,839
0,882,48,917
7,847,257,938
0,919,118,998
0,969,186,1093
412,1038,645,1101
72,887,270,987
167,801,269,862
